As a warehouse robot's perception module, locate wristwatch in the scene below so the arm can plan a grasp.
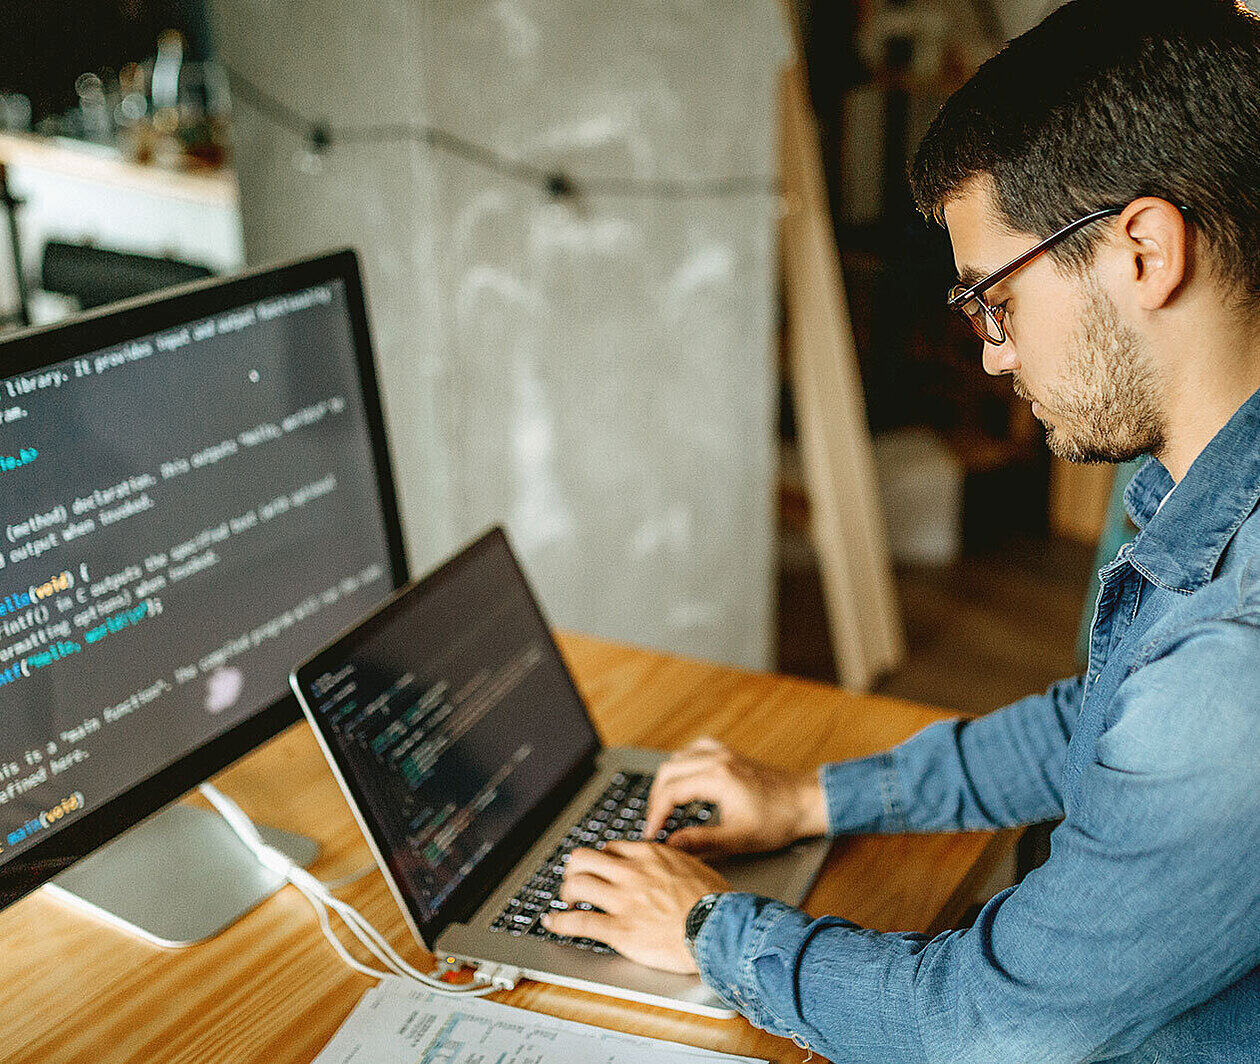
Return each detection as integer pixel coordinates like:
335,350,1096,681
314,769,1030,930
684,892,723,954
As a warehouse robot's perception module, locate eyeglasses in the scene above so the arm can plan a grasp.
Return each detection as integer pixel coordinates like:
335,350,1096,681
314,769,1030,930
947,206,1126,345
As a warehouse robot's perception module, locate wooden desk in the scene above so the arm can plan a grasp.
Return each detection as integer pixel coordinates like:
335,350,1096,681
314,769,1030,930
0,634,1015,1063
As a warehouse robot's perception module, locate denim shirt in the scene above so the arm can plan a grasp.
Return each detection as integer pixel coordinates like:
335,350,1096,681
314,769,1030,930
693,388,1260,1064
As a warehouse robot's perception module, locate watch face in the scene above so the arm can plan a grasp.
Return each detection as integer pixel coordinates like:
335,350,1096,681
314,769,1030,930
686,893,719,942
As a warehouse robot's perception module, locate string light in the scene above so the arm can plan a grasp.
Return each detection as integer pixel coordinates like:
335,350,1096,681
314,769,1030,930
223,65,778,203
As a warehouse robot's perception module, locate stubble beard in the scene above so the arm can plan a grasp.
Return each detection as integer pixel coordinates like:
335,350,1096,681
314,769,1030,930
1027,282,1166,465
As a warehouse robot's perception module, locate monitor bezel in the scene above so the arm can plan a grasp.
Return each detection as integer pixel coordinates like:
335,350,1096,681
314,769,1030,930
0,248,410,910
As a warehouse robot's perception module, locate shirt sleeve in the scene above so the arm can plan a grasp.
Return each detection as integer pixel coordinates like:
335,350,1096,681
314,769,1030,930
819,673,1083,835
696,618,1260,1064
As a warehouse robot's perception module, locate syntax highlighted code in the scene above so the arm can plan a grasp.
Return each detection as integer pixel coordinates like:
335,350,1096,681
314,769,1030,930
0,448,37,474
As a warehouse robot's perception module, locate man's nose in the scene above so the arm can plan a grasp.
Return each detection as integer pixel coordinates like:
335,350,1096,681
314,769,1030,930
982,342,1019,376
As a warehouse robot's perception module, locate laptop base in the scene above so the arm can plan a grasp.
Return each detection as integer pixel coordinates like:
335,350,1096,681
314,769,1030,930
434,746,832,1018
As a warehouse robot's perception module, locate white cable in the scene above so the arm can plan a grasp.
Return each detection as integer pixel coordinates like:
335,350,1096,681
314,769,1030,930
199,783,506,996
201,783,494,992
295,874,398,981
291,865,429,981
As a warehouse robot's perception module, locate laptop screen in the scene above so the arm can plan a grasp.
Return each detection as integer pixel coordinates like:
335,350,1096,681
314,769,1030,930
291,528,600,941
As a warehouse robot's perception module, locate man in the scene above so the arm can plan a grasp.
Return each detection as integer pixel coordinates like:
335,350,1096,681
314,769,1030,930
543,2,1260,1060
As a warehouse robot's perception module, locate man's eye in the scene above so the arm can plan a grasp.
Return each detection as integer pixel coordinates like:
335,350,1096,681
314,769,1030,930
993,299,1011,322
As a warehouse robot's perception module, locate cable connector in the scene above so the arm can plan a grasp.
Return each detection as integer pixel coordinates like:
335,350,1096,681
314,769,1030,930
475,961,521,992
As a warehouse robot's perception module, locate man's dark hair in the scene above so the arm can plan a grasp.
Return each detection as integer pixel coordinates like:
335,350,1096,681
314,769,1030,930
909,0,1260,298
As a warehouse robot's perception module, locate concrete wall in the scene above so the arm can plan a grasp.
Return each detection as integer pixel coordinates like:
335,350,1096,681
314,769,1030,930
209,0,786,669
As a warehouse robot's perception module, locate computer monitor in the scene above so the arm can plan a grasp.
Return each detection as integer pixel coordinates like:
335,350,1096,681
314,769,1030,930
0,249,408,942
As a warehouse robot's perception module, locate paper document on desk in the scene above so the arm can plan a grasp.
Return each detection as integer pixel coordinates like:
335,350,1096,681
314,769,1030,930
313,978,769,1064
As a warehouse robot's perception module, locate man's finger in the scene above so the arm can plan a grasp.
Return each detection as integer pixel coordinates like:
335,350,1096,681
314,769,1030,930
540,908,614,942
558,871,621,911
663,825,730,855
652,755,714,786
645,761,715,811
655,753,715,779
600,838,664,860
564,845,624,877
643,768,724,839
658,744,724,774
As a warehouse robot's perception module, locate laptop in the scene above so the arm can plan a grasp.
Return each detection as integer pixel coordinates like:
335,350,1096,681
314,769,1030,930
289,527,832,1017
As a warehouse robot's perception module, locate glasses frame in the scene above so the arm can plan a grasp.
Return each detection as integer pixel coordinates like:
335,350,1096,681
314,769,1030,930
947,205,1127,345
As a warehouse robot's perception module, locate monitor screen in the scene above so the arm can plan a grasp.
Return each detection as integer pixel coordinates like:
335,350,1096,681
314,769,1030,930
293,529,600,941
0,252,407,905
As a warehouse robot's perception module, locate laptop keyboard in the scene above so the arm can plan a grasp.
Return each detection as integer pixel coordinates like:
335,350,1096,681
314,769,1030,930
488,770,715,954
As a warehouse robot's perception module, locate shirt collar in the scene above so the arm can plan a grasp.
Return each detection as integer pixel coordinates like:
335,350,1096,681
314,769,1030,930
1122,385,1260,593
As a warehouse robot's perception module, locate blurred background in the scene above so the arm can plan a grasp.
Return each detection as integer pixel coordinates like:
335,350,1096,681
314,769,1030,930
2,0,1214,718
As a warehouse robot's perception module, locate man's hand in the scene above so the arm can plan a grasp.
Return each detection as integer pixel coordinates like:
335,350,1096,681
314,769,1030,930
541,841,730,973
643,737,829,857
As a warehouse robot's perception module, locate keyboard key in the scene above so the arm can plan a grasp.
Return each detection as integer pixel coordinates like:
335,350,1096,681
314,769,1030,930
489,770,706,958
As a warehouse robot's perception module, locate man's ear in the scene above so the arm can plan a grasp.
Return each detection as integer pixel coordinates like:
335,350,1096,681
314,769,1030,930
1113,197,1188,311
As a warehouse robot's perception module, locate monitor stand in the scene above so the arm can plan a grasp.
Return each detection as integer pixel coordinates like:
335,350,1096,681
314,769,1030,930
43,801,319,947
